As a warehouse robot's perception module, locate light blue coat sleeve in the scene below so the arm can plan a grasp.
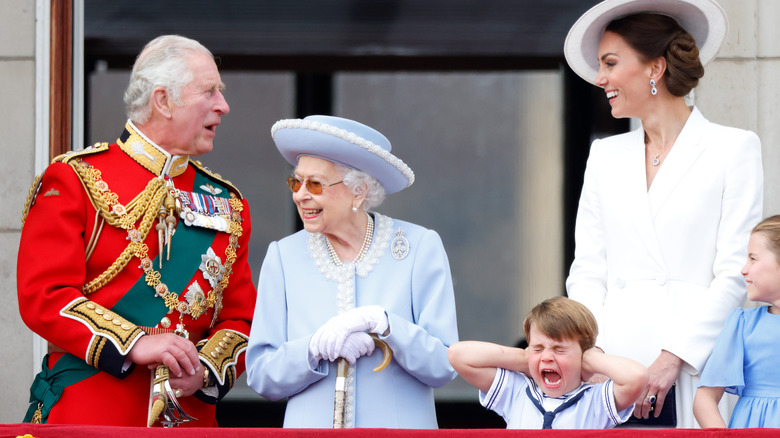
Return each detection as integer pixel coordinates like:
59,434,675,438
245,239,328,401
380,229,459,388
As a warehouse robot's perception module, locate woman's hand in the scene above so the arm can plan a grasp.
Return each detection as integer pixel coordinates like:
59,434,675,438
634,350,682,419
310,306,388,361
336,332,376,364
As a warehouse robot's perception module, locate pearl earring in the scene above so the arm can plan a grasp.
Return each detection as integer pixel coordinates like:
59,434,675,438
650,79,657,96
352,206,358,213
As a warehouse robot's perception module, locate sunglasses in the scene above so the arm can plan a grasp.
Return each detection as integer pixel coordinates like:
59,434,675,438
286,176,344,195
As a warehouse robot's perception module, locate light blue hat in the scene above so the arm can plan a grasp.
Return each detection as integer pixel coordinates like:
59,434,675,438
271,115,415,194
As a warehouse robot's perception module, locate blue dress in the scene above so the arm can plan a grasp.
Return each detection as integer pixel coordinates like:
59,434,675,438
698,306,780,428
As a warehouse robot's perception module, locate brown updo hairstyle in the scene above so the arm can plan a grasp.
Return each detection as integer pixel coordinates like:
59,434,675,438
606,13,704,97
752,215,780,262
523,296,598,353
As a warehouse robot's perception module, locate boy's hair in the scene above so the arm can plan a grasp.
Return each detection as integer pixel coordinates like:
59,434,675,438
753,215,780,261
523,297,598,352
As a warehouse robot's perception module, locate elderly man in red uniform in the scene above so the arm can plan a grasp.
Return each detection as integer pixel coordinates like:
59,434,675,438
17,35,255,427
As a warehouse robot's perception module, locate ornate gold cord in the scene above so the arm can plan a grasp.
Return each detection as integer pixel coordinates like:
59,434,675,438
72,159,243,329
73,159,168,294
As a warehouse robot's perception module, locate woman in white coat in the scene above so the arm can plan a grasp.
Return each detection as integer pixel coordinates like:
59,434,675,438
245,115,458,428
563,0,763,428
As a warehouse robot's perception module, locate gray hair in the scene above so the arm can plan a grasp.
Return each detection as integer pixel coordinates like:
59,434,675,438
123,35,214,124
338,165,386,211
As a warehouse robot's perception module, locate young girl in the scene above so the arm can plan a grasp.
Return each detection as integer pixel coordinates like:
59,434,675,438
694,215,780,428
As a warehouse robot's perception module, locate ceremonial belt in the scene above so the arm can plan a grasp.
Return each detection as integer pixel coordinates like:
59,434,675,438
25,170,227,423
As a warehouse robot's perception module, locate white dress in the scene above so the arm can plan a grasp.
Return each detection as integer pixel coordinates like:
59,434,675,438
566,107,763,427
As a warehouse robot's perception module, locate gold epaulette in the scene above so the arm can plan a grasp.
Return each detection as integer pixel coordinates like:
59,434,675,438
21,142,111,223
58,142,111,164
190,160,244,200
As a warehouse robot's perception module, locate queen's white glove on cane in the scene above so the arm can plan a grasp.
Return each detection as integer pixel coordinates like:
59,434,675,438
337,332,376,364
309,305,389,361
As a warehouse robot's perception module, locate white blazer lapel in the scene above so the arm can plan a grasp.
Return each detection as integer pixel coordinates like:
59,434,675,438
614,128,666,268
647,107,709,217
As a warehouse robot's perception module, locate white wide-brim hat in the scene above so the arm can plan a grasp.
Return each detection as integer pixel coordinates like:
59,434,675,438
564,0,728,84
271,115,414,194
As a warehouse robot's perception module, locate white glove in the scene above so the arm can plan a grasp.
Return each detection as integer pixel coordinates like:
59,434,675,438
337,332,376,364
309,305,389,361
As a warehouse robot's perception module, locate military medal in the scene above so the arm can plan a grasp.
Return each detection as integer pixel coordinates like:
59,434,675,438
178,190,233,232
200,248,225,288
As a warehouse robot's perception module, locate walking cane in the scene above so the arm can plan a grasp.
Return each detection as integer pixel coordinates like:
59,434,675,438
333,333,392,428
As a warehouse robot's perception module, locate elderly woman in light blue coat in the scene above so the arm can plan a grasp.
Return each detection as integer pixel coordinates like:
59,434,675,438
245,115,459,428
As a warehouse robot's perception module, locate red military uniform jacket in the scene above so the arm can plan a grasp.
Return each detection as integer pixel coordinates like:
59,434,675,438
17,122,256,426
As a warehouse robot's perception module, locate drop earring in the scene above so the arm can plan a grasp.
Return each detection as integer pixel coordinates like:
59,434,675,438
650,79,657,96
352,206,358,213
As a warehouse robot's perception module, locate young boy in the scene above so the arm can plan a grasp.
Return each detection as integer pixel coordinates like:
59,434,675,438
448,297,648,429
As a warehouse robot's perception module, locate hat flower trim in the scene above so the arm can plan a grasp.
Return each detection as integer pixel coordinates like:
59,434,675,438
272,119,415,187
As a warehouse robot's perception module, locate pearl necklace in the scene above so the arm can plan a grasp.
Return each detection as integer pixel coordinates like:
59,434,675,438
326,213,374,266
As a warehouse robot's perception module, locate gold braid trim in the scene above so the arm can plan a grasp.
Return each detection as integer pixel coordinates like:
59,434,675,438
61,297,144,356
196,329,248,387
70,159,168,295
21,143,111,224
66,158,243,336
20,173,43,224
191,159,244,200
73,157,244,335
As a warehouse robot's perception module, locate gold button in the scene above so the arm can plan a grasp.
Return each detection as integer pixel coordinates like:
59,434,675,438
121,323,132,330
160,317,171,329
103,312,113,320
218,342,227,349
95,308,104,315
86,303,96,310
210,351,218,358
113,319,121,325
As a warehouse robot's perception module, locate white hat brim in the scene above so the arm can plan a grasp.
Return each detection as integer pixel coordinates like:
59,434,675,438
564,0,728,84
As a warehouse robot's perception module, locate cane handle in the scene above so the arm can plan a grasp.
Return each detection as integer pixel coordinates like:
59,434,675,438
370,334,392,372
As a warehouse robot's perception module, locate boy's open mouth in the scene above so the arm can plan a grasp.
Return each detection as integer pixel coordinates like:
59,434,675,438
542,369,562,387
